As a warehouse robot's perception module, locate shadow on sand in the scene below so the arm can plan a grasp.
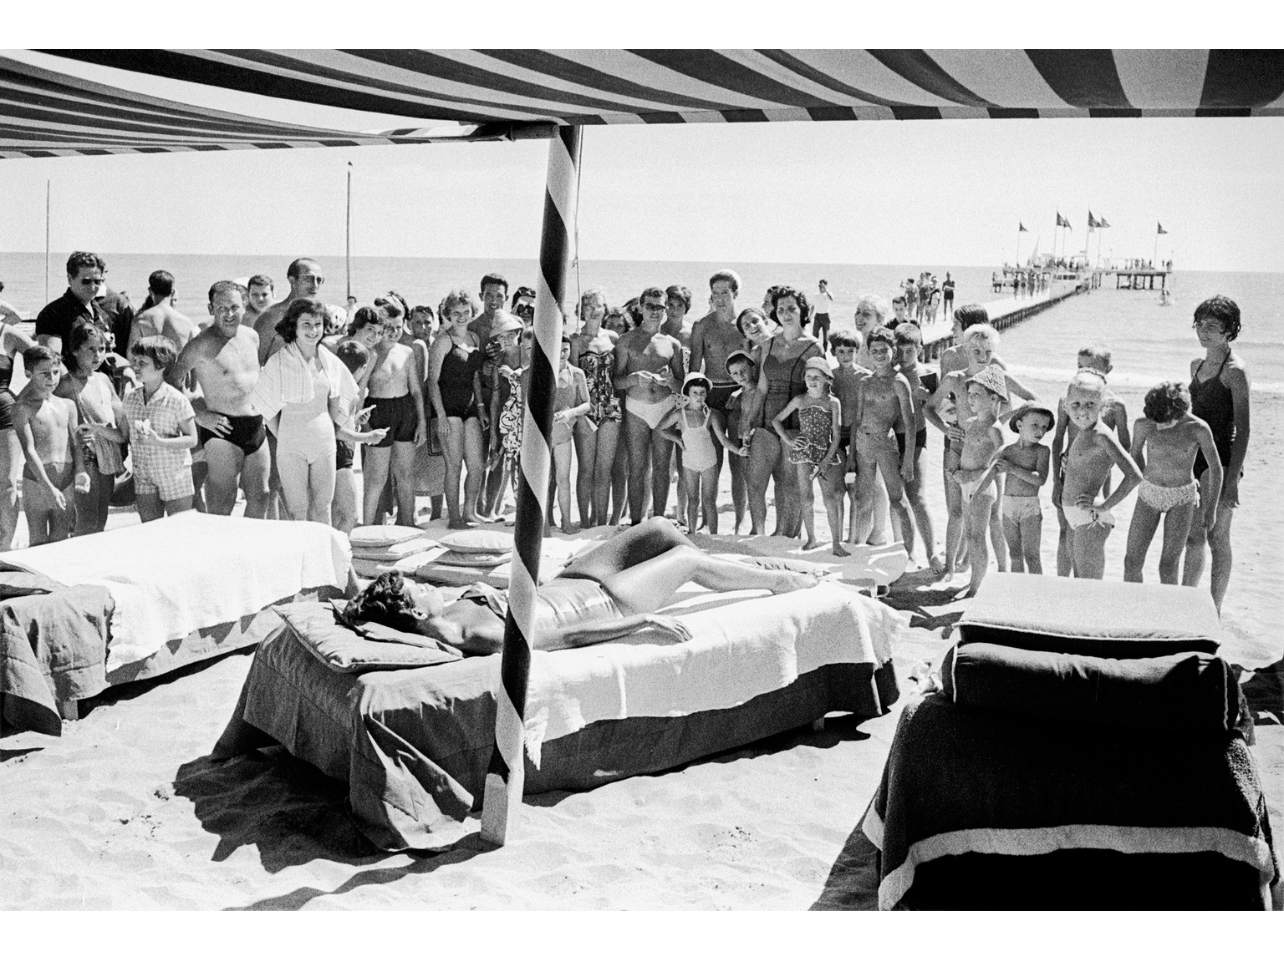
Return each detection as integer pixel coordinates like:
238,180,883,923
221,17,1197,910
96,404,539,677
1241,657,1284,726
810,819,880,910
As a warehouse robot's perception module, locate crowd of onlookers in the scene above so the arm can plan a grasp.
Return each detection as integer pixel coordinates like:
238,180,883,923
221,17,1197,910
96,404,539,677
0,253,1247,612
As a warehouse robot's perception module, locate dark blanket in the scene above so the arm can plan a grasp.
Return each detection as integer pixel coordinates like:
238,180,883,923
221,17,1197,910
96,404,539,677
863,693,1278,910
215,618,899,851
0,585,115,736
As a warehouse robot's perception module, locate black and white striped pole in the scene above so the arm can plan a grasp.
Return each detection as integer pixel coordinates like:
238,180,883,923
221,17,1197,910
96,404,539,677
481,124,581,845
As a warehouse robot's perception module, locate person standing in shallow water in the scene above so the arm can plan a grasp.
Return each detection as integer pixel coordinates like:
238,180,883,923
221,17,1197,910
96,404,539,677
1182,296,1251,613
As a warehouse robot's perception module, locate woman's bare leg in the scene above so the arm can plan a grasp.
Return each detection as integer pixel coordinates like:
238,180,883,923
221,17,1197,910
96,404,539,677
650,430,676,522
602,543,816,616
573,422,597,526
592,419,620,527
461,419,485,524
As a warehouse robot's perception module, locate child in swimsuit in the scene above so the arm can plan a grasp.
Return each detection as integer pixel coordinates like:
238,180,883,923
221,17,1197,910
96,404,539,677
772,357,845,555
13,346,90,544
1123,381,1222,585
660,372,736,536
550,336,591,533
950,365,1008,597
1060,371,1143,580
992,403,1054,575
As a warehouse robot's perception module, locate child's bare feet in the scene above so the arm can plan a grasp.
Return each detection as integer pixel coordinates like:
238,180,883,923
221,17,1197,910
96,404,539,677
833,543,850,558
928,554,946,576
803,537,819,550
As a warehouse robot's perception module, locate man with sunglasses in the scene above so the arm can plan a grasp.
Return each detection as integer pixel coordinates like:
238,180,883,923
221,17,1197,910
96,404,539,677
510,286,537,327
253,258,326,366
36,251,114,358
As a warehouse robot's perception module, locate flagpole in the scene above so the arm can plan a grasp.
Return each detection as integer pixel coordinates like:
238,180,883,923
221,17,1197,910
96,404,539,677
44,179,51,303
1016,225,1022,268
1154,226,1159,269
345,162,353,302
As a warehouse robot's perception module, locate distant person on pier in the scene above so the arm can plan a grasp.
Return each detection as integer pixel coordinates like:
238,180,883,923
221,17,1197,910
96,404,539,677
1182,296,1250,613
812,279,835,352
942,273,955,319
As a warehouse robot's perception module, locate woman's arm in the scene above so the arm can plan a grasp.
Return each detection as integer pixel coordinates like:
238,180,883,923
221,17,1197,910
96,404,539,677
771,396,801,444
1224,362,1251,507
426,336,450,422
541,612,691,651
1001,370,1039,403
1129,417,1151,474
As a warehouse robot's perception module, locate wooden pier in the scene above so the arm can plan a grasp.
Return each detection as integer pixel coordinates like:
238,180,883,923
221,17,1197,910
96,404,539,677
1101,267,1171,291
919,277,1087,362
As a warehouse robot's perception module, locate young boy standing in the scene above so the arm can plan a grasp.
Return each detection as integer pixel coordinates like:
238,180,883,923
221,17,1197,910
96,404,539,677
94,337,197,522
993,403,1055,574
950,365,1008,597
829,331,867,544
14,346,90,544
849,328,914,547
1060,371,1143,579
893,323,942,572
1051,345,1131,576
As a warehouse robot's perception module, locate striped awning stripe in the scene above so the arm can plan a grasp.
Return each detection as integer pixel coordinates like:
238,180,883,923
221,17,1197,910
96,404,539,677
0,54,516,159
6,49,1283,159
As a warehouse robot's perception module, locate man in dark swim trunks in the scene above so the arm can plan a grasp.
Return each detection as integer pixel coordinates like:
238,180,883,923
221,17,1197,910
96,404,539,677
169,280,271,518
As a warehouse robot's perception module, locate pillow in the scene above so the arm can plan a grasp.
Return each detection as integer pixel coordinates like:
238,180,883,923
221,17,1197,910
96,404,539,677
414,562,491,587
274,601,461,673
941,641,1245,734
436,529,514,555
351,537,440,562
958,573,1221,658
436,550,513,569
350,525,427,549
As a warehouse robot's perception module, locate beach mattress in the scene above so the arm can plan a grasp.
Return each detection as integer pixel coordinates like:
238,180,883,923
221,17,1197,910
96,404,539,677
862,692,1277,910
214,583,903,851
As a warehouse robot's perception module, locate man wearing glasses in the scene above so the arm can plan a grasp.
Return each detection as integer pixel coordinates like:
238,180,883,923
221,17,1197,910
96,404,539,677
510,286,537,327
253,258,326,366
35,251,114,358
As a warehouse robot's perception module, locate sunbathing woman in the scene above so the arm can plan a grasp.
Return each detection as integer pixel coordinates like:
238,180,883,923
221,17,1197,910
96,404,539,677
345,517,819,655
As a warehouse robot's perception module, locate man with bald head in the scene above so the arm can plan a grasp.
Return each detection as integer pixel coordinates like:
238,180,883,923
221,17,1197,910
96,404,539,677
253,258,325,365
169,280,270,518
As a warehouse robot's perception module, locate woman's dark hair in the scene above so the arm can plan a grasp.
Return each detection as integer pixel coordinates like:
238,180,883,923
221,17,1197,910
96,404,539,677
349,305,381,336
1193,295,1241,342
64,318,108,374
770,286,811,324
1143,380,1191,424
345,571,418,632
275,296,327,343
953,304,990,331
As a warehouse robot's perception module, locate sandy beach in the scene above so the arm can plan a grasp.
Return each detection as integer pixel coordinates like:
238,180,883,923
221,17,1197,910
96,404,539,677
2,377,1279,912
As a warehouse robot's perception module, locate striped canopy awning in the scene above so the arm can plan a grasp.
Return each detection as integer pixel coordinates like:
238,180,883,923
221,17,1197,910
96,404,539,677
6,49,1284,159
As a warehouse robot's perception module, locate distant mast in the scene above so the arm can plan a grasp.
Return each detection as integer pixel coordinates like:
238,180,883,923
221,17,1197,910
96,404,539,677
345,162,353,302
44,179,51,303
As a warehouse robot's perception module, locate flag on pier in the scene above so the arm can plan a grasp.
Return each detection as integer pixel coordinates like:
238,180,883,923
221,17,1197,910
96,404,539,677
1088,211,1097,230
1099,217,1111,228
1157,223,1168,234
1018,222,1028,232
1057,212,1071,229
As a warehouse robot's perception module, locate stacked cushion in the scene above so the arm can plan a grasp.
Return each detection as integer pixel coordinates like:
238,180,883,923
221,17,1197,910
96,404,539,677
349,525,439,579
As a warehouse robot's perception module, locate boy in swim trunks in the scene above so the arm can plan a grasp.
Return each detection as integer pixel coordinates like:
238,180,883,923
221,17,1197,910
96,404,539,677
1123,381,1221,585
13,346,90,544
950,364,1007,597
829,332,867,543
363,302,427,527
849,328,914,549
992,403,1054,575
95,337,197,522
893,323,941,572
1060,371,1142,580
1051,345,1130,576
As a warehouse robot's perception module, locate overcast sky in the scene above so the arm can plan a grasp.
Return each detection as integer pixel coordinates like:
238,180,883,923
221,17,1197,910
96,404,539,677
4,20,1280,272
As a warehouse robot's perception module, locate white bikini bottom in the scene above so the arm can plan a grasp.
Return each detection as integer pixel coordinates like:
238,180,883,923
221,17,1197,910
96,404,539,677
1137,479,1199,513
626,394,676,431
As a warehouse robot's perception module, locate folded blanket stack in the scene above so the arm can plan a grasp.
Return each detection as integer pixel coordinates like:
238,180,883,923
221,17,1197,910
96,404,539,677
349,526,440,580
412,528,517,586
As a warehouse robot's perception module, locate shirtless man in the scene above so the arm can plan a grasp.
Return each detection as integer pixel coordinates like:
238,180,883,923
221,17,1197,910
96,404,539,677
687,270,747,523
615,287,685,525
129,270,196,356
1060,371,1143,579
363,303,427,527
243,275,275,329
849,328,914,547
169,281,271,518
254,259,324,365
